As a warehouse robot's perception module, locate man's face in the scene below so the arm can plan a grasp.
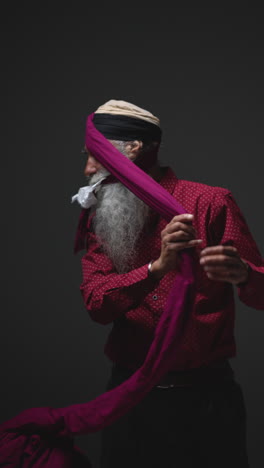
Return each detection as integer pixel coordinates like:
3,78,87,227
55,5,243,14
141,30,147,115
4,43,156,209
83,140,142,185
82,147,109,184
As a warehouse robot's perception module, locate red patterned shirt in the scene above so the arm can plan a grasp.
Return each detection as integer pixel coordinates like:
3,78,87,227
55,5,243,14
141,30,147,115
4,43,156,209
77,167,264,371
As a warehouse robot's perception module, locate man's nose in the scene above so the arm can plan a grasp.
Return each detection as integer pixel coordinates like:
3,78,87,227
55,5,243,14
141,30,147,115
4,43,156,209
84,155,101,177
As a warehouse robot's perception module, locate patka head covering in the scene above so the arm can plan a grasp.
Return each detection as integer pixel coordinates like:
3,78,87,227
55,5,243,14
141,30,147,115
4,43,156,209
93,99,162,143
95,99,160,126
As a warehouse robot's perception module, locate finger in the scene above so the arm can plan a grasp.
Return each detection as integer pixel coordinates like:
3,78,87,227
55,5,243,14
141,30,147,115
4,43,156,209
166,239,203,251
166,222,196,236
205,270,242,283
171,214,194,224
200,245,238,257
200,254,240,266
165,230,196,243
203,264,241,274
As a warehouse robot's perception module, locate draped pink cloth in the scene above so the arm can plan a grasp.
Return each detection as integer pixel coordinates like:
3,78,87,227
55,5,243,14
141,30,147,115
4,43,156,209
0,113,196,467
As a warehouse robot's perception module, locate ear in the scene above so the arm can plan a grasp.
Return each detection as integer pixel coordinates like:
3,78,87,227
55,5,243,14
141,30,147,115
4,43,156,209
126,140,143,160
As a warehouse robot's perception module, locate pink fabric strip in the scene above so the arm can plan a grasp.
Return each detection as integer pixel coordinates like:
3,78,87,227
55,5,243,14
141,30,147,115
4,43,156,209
85,113,185,221
0,113,196,467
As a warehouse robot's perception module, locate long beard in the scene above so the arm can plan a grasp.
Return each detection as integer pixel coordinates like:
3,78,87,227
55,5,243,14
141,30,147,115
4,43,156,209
92,181,150,273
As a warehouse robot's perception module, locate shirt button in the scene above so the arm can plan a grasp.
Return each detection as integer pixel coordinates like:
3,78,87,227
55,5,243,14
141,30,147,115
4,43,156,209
152,295,158,300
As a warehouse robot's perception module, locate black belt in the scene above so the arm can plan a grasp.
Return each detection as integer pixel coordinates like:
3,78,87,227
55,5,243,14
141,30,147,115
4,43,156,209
156,359,234,388
113,359,234,389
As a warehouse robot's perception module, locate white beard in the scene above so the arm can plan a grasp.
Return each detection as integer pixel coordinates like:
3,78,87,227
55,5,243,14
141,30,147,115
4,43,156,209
88,172,150,273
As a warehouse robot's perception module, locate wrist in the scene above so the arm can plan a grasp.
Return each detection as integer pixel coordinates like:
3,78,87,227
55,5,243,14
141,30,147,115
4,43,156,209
148,259,167,280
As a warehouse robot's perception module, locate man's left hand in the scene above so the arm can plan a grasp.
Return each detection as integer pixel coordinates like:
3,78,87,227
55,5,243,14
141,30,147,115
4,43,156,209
199,245,249,285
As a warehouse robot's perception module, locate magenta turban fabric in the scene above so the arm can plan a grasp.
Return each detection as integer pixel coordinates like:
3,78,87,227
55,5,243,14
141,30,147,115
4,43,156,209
0,113,196,467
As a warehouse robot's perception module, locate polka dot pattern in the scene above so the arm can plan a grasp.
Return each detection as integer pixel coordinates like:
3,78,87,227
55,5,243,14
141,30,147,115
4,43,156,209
77,167,264,370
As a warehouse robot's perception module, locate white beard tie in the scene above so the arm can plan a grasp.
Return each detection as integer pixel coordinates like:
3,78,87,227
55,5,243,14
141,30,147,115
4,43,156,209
71,178,107,209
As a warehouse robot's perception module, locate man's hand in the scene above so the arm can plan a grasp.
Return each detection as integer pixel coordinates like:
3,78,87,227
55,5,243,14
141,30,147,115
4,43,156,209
150,214,202,279
199,245,249,285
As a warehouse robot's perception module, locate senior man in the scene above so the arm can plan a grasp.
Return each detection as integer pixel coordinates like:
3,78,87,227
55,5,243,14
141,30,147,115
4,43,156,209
73,99,264,468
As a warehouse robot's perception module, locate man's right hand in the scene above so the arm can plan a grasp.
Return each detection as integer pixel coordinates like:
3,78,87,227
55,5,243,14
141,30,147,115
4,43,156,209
150,214,202,279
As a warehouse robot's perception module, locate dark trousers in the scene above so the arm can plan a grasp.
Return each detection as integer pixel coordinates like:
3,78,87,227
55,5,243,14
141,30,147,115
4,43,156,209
100,363,249,468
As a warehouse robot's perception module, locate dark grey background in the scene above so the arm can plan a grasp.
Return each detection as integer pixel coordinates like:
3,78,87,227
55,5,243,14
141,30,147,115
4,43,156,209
2,6,264,468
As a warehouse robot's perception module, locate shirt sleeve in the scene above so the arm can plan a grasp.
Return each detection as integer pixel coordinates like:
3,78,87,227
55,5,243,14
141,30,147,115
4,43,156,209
79,230,160,324
209,189,264,310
